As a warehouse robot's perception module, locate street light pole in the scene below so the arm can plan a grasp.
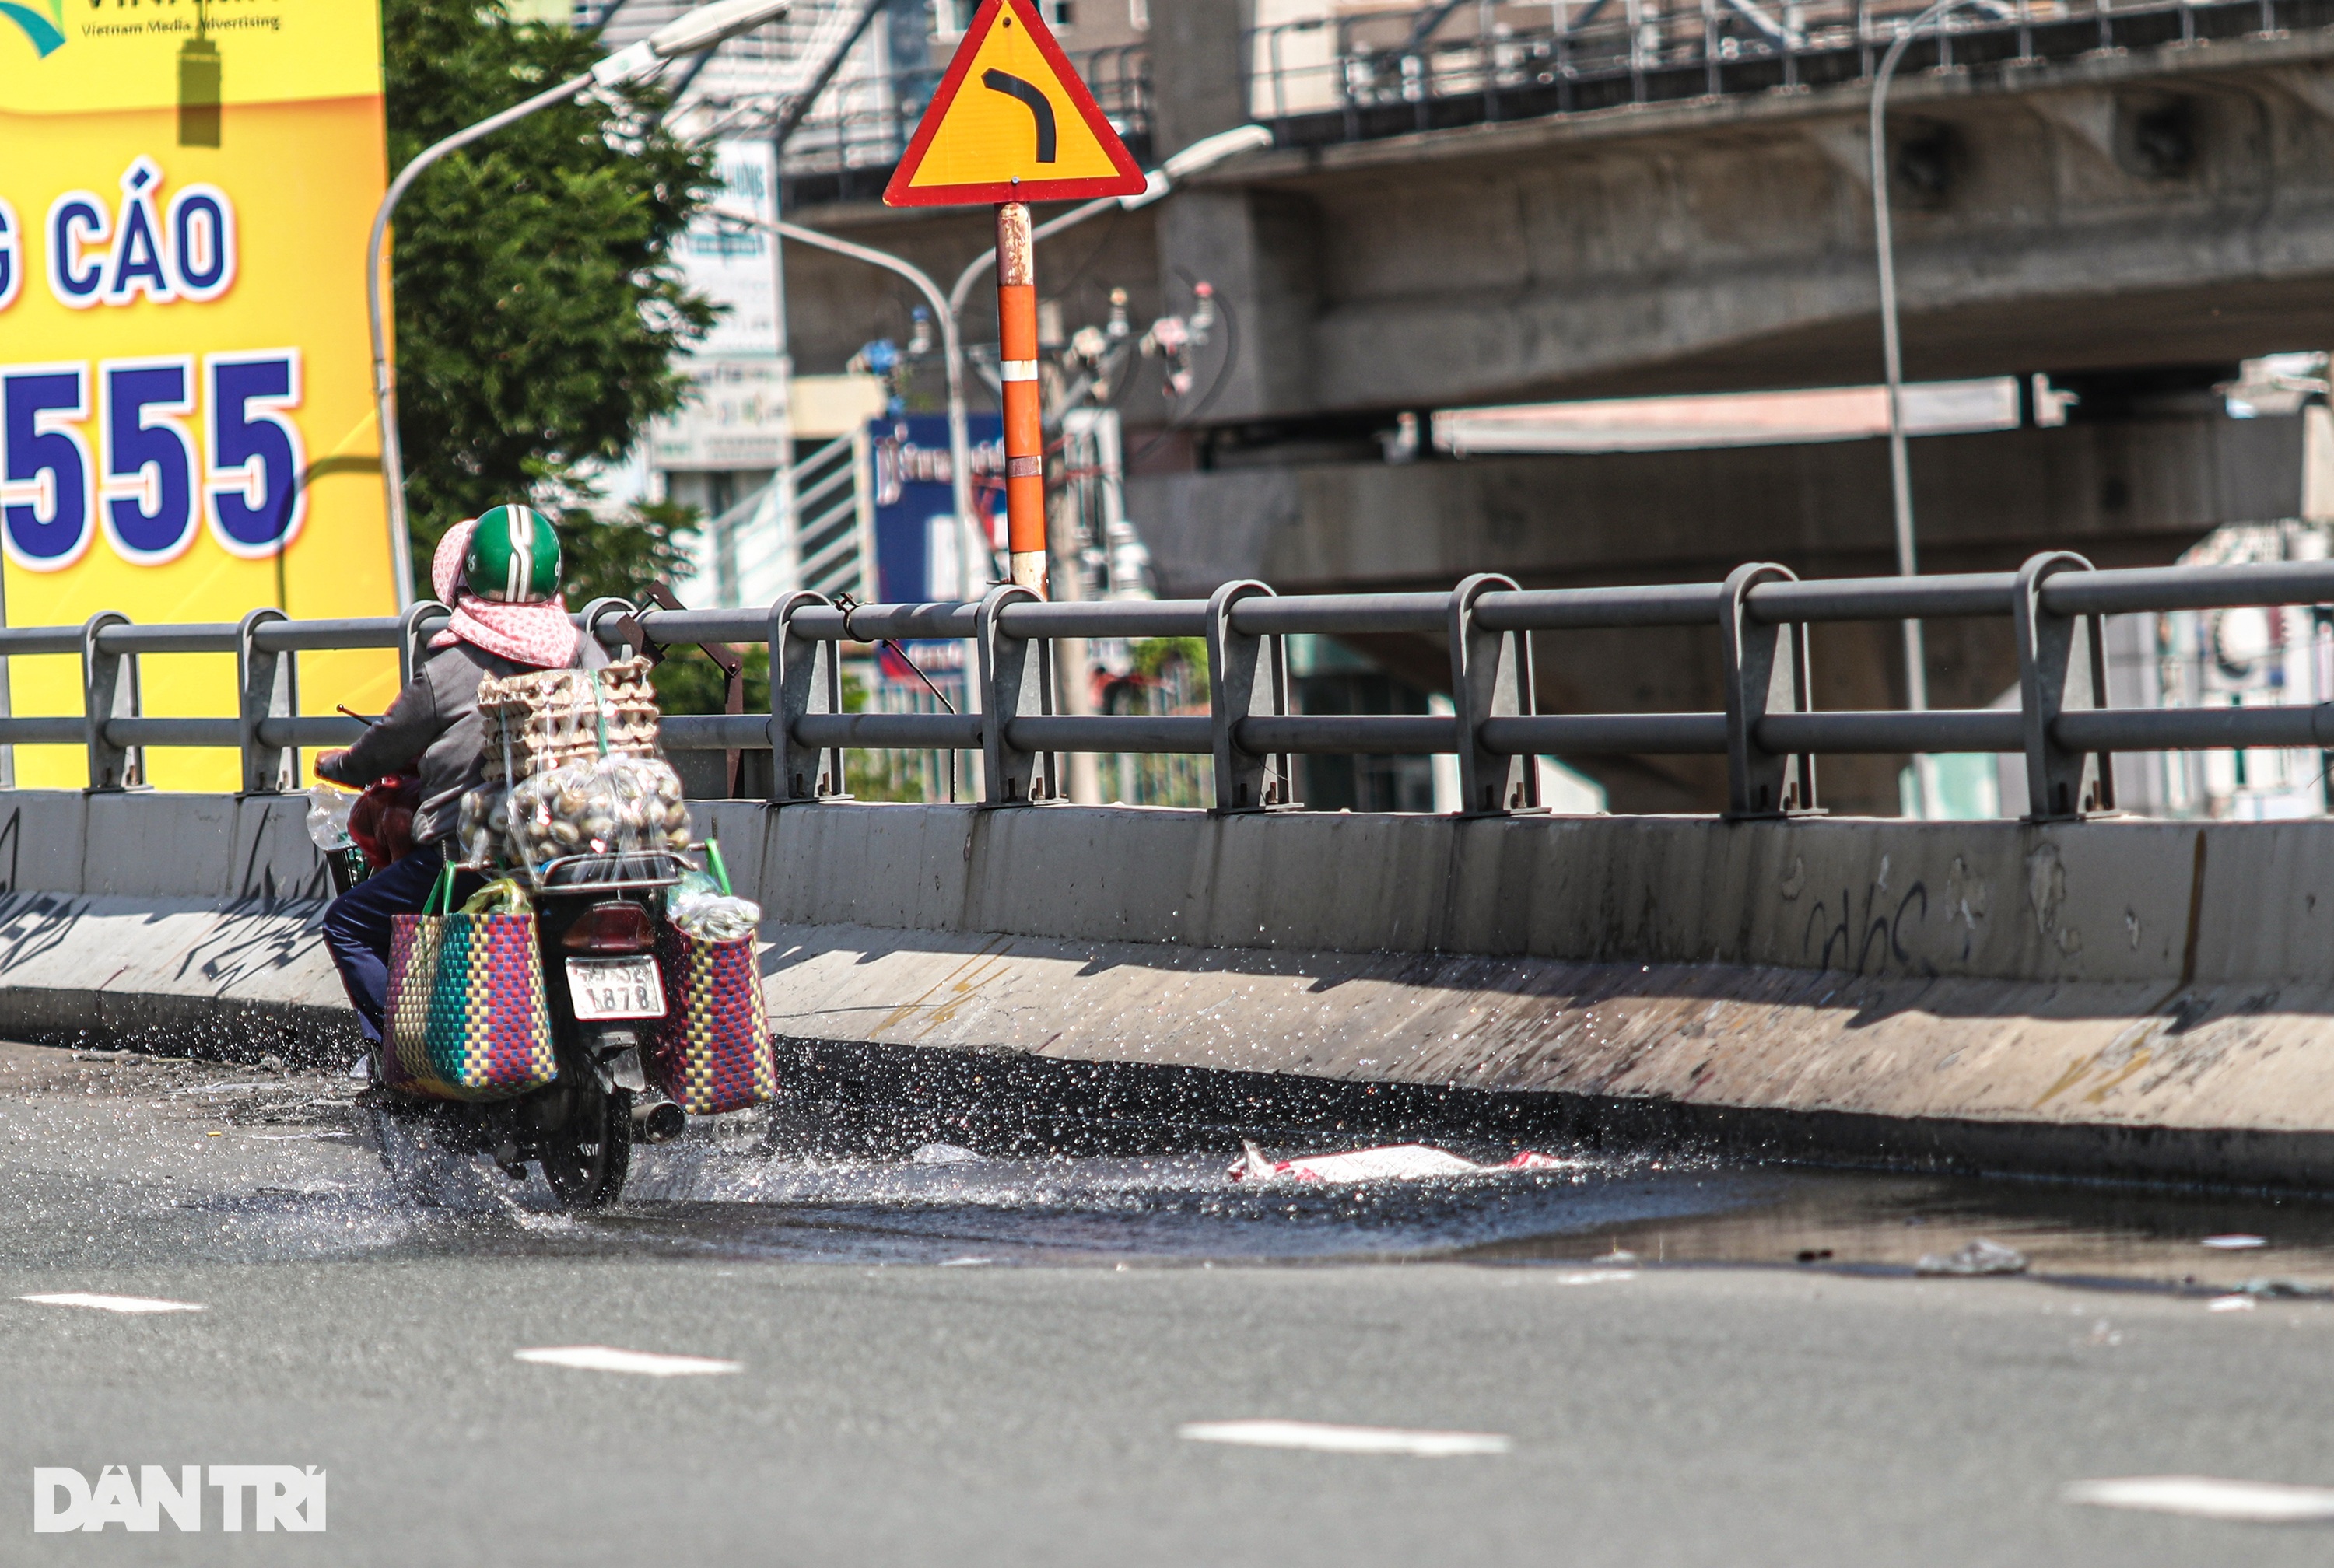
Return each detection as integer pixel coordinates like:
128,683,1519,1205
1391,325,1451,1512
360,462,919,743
943,126,1278,320
708,209,975,593
368,68,595,608
366,0,793,609
1870,0,1966,814
719,127,1272,803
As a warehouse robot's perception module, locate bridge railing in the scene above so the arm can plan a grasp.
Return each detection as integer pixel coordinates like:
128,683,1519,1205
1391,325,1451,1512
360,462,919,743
6,553,2334,819
1248,0,2301,149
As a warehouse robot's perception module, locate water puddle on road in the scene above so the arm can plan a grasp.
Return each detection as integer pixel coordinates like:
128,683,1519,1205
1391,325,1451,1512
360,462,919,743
601,1139,1710,1265
9,1039,2334,1294
599,1134,2334,1293
1446,1167,2334,1293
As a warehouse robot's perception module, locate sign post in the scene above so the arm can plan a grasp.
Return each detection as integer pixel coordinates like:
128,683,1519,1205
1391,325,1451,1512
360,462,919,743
994,199,1040,592
881,0,1143,600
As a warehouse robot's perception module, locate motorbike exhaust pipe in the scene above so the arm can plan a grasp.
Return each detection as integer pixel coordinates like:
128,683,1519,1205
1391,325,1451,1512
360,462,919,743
632,1099,686,1145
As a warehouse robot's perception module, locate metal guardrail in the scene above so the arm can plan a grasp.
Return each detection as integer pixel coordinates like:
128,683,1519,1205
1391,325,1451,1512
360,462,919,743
6,552,2334,818
1248,0,2321,148
0,601,470,793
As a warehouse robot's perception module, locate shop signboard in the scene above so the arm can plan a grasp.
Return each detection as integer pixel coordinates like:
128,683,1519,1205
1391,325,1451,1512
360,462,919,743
0,0,395,786
864,411,1001,685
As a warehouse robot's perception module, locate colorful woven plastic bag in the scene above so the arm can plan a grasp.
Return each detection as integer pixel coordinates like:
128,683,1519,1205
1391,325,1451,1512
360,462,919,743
650,848,776,1115
383,869,559,1102
381,876,447,1086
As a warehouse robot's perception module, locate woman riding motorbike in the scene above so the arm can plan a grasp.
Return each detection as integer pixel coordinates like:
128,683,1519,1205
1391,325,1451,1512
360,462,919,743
317,503,607,1056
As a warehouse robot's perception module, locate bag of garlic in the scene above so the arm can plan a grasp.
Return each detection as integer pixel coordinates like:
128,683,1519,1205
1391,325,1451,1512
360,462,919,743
506,751,692,869
455,778,510,868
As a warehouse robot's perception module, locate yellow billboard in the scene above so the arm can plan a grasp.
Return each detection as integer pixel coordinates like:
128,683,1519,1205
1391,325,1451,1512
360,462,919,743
0,0,398,789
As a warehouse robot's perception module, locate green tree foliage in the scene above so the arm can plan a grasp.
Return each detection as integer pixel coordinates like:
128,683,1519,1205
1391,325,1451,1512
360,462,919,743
384,0,719,595
561,498,699,610
1130,636,1209,705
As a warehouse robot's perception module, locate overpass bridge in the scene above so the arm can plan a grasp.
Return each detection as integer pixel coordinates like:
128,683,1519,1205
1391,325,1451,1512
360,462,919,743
777,1,2334,799
797,0,2334,418
8,557,2334,1186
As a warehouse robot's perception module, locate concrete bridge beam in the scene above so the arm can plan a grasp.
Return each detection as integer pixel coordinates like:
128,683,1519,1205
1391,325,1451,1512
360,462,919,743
792,28,2334,426
1132,411,2318,592
1145,0,1246,157
1244,38,2334,418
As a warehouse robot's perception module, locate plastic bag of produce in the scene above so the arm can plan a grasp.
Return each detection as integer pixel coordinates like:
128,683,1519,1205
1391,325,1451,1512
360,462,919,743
306,783,356,851
454,780,509,869
506,753,692,869
348,775,422,869
668,882,762,943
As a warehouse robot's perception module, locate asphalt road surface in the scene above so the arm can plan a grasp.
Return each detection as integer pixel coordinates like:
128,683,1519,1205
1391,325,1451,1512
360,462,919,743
7,1039,2334,1566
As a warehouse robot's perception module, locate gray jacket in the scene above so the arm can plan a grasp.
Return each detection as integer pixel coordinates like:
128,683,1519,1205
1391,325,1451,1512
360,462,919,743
317,638,609,843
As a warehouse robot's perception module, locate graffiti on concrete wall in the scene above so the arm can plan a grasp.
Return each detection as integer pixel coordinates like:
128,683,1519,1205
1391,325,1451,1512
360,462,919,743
1782,852,1996,978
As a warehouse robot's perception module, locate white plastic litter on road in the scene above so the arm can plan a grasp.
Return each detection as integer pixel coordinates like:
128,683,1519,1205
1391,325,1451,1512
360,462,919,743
2063,1475,2334,1522
19,1293,206,1314
1228,1141,1575,1184
513,1346,741,1377
2208,1295,2259,1312
2202,1234,2269,1250
1178,1420,1512,1457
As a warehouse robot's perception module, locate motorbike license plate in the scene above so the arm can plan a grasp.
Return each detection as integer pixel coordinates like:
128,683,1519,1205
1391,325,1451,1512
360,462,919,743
565,957,667,1020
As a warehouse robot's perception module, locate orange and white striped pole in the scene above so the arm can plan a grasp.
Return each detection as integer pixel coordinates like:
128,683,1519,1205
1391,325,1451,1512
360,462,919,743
995,198,1047,597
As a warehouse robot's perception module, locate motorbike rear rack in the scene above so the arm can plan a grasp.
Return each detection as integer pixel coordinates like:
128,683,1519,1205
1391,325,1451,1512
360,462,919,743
531,848,694,894
449,847,701,894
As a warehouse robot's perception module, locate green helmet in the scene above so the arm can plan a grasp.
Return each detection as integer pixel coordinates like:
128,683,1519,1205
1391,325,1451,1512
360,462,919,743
463,504,561,604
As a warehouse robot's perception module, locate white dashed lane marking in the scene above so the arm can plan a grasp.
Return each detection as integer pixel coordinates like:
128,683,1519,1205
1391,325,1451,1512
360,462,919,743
514,1346,742,1377
2064,1475,2334,1522
1178,1420,1512,1458
19,1293,206,1314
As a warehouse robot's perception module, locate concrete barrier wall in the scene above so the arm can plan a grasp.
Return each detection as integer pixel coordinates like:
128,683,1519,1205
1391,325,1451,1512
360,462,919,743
0,793,349,1056
5,789,2333,1182
724,803,2276,988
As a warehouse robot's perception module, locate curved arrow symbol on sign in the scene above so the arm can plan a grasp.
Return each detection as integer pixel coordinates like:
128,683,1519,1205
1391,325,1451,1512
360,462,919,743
980,68,1057,163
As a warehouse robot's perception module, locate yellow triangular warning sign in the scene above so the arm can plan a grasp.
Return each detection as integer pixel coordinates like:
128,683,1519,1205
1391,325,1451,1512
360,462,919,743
883,0,1145,207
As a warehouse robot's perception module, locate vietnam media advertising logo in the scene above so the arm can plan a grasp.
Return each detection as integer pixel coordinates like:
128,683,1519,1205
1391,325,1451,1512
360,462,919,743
0,0,65,58
33,1466,326,1533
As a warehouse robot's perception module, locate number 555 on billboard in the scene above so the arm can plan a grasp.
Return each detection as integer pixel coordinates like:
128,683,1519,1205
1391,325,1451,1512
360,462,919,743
0,0,396,789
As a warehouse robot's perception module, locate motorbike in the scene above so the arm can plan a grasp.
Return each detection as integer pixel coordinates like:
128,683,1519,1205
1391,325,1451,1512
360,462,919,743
358,847,696,1209
325,646,753,1210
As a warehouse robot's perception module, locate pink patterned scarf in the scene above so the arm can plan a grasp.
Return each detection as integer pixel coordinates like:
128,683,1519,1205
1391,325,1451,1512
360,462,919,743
428,522,580,669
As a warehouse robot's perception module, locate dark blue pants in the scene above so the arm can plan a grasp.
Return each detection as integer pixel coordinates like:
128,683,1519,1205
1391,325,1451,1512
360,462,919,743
321,842,482,1045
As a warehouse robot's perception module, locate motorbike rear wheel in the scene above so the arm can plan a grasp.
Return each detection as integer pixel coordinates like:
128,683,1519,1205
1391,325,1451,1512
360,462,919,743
541,1082,632,1208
